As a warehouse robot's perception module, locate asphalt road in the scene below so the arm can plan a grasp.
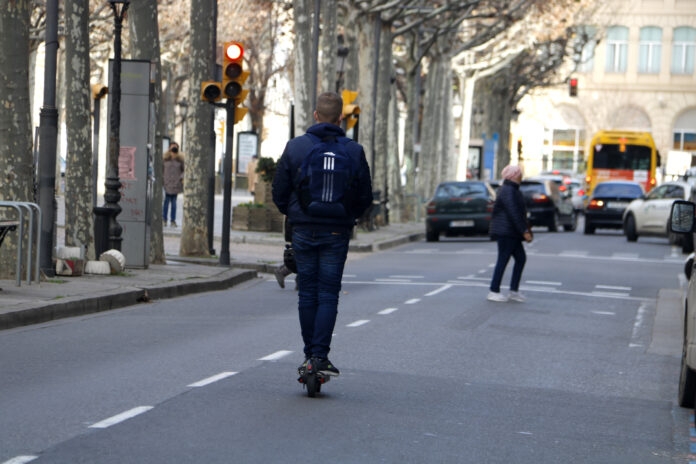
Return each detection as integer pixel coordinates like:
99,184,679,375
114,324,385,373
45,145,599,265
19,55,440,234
1,220,692,463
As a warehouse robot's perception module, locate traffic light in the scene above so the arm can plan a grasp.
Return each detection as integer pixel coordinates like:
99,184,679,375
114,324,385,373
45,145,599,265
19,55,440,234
341,89,360,131
569,77,578,97
222,42,249,102
91,83,108,100
200,81,222,102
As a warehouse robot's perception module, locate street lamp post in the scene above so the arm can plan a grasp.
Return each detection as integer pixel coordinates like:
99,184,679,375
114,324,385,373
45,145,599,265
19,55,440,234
103,0,130,251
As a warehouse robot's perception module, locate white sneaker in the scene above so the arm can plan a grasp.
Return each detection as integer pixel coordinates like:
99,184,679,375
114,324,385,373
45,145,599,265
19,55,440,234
509,291,526,302
487,291,508,302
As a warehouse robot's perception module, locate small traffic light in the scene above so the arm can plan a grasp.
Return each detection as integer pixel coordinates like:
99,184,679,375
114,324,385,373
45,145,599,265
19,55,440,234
341,89,360,131
569,77,578,97
200,81,222,102
222,42,249,102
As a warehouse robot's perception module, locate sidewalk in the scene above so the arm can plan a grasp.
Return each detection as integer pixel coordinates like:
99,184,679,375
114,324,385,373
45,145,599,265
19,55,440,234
0,213,425,330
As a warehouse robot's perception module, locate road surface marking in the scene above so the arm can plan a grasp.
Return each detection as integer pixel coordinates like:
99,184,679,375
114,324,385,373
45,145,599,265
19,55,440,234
347,319,370,327
188,372,238,387
596,285,631,291
390,275,424,279
591,310,616,316
404,298,420,304
630,302,649,347
378,308,398,315
89,406,153,429
425,284,452,296
376,278,412,282
2,457,38,464
259,350,293,361
526,280,561,286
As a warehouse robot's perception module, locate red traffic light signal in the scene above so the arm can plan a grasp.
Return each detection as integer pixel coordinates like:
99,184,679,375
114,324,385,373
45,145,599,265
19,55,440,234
569,77,578,97
222,42,246,100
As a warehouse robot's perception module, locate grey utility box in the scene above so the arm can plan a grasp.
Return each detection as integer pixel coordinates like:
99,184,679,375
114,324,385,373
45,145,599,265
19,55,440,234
107,59,154,268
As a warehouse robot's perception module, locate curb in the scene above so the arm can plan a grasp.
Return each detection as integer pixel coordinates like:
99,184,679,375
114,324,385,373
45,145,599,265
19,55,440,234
0,268,257,331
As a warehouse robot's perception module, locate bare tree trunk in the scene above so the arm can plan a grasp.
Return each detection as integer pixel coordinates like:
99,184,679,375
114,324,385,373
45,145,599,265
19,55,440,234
64,0,95,258
356,14,376,172
128,0,166,264
387,82,403,222
180,0,214,256
0,0,33,278
372,19,392,222
319,0,337,94
293,0,313,133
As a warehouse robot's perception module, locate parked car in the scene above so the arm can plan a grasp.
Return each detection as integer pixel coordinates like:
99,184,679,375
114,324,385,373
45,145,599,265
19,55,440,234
537,172,585,211
583,181,644,234
668,200,696,407
520,178,577,232
425,181,496,242
622,181,694,248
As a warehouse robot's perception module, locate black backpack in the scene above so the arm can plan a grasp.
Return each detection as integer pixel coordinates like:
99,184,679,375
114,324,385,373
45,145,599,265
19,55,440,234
296,134,358,218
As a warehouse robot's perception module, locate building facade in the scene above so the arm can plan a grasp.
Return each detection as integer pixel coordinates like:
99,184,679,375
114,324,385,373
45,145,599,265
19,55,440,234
514,0,696,181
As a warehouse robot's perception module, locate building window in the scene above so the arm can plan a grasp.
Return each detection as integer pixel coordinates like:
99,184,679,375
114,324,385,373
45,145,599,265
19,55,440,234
672,26,696,75
550,128,586,174
605,26,629,73
575,25,597,73
638,27,662,74
674,131,696,151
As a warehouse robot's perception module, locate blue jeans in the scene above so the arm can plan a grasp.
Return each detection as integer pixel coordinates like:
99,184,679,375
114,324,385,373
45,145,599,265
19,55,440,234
292,227,350,359
490,236,526,293
163,193,178,222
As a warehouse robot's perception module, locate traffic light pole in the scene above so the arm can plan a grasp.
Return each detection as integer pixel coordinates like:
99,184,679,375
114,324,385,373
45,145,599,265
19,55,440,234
219,98,236,266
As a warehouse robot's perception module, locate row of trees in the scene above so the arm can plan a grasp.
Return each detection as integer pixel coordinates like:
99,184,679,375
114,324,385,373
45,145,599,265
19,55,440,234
0,0,598,278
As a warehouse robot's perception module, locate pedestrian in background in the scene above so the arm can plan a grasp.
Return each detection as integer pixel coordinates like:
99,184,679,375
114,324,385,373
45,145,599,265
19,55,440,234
272,91,373,376
487,164,533,302
162,142,184,228
247,155,258,197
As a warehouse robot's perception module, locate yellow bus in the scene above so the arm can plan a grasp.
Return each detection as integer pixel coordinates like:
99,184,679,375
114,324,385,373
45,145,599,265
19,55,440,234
585,130,661,195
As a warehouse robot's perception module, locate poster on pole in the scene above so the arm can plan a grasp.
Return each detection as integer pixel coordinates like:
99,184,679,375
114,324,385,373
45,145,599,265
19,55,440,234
237,131,259,174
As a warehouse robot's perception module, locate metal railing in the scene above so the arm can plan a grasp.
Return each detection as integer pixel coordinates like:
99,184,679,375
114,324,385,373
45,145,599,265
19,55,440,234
0,202,41,286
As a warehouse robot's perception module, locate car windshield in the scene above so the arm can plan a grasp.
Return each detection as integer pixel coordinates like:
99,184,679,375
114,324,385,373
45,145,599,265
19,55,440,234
593,183,643,197
434,183,487,198
519,183,545,194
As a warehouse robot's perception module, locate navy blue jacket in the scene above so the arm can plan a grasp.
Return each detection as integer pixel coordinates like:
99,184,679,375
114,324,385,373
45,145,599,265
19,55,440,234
489,179,528,239
272,122,373,231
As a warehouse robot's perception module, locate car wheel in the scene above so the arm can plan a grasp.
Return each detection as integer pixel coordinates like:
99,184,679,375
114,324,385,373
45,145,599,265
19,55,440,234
548,212,559,232
584,220,595,235
624,214,638,242
679,325,696,408
426,229,439,242
563,211,577,231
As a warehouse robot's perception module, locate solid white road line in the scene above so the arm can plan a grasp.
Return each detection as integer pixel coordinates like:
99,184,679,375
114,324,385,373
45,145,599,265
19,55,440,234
347,319,370,327
258,350,293,361
188,372,238,387
89,406,153,429
595,284,631,291
630,302,649,347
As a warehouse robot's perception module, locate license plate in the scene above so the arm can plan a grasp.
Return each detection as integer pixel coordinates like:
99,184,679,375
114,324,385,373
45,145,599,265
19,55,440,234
451,220,474,227
606,201,628,209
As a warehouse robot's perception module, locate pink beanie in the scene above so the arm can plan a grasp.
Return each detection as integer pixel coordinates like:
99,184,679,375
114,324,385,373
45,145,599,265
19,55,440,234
501,165,522,180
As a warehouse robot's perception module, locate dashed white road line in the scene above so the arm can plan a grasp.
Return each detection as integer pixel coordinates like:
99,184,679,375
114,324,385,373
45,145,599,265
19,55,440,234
425,284,452,296
630,302,649,347
378,308,398,315
2,457,38,464
592,310,616,316
258,350,293,361
188,372,238,387
390,275,424,279
526,280,561,286
595,285,631,291
347,319,370,327
404,298,420,304
89,406,153,429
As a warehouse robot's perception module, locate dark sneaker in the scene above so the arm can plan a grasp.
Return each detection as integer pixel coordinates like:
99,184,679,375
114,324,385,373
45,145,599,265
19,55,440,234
314,358,340,376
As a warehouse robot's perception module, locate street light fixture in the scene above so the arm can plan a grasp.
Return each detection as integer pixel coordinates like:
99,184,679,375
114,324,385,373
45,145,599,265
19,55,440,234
102,0,130,251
